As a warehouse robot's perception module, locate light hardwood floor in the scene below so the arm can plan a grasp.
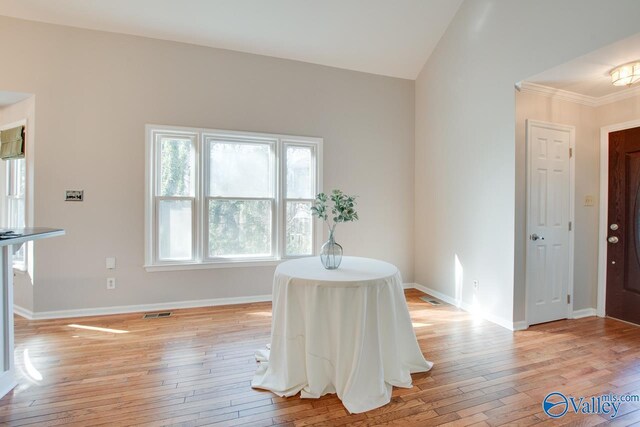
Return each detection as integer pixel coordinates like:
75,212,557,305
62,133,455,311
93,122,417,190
1,289,639,426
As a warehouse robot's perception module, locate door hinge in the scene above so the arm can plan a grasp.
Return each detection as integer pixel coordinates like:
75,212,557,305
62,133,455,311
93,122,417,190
569,147,573,158
567,294,571,304
569,221,572,231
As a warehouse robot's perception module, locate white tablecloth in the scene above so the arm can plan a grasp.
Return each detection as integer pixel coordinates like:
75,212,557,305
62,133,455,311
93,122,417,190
251,256,432,413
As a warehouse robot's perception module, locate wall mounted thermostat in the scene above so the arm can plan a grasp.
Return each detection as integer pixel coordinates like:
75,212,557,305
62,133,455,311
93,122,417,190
65,190,84,201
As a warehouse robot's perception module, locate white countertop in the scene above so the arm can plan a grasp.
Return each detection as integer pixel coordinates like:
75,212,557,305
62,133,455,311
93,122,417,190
0,228,65,246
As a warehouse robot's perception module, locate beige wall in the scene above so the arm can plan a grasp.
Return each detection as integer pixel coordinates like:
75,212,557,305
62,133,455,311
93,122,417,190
0,97,36,311
415,0,640,327
0,16,415,313
597,95,640,126
514,91,599,319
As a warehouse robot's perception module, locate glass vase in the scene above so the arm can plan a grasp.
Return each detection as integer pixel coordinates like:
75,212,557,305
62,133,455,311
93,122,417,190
320,230,343,269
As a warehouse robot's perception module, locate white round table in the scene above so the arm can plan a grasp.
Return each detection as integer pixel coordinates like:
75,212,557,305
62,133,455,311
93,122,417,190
251,256,433,414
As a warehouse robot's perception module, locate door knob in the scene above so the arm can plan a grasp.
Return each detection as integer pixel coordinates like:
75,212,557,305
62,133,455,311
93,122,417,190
608,236,619,244
530,233,544,241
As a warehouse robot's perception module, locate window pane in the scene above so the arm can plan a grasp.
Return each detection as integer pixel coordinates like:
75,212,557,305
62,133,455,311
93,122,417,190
8,197,24,229
8,197,25,264
13,244,24,265
209,200,272,257
158,200,192,260
209,140,272,197
7,159,26,197
159,137,194,196
16,159,25,197
286,201,313,256
286,146,313,199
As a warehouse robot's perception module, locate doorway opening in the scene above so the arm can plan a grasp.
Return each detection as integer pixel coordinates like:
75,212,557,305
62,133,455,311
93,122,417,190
515,32,640,327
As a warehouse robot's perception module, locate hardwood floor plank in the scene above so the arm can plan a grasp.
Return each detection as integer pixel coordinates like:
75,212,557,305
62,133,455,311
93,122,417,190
0,290,637,426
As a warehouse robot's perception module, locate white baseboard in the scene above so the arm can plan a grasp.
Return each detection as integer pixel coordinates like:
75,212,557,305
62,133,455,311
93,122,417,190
17,283,417,320
410,283,519,331
408,284,598,330
13,304,34,320
572,308,597,319
15,294,272,320
512,321,528,331
411,283,458,306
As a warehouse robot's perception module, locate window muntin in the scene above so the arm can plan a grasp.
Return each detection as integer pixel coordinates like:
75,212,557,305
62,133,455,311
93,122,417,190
147,126,321,267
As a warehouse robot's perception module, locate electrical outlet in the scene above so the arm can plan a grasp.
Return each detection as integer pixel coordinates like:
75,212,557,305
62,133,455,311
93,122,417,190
106,278,116,290
473,280,479,291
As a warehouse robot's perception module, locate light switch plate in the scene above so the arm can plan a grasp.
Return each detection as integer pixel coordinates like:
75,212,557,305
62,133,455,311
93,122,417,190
65,190,84,201
584,195,595,207
106,257,116,269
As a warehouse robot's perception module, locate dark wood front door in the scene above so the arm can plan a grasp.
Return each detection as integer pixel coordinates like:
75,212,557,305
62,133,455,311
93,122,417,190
607,126,640,325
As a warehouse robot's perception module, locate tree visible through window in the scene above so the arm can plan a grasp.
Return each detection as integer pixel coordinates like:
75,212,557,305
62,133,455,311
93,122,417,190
207,140,273,258
285,146,314,256
146,126,321,267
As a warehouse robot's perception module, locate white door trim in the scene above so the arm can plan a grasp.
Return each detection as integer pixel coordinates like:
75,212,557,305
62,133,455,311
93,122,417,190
597,118,640,317
525,119,575,327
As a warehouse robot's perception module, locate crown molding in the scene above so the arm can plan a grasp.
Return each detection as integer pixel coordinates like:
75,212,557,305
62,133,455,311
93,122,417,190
519,82,597,107
596,85,640,106
519,81,640,107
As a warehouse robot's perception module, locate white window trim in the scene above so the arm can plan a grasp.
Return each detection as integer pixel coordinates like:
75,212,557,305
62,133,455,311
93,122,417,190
0,119,28,272
144,124,323,272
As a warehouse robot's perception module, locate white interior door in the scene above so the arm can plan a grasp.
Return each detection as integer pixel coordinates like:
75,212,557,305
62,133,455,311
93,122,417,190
526,120,574,326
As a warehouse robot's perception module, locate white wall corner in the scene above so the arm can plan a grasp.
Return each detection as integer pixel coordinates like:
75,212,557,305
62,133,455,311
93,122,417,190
410,284,519,331
13,304,33,320
571,308,597,319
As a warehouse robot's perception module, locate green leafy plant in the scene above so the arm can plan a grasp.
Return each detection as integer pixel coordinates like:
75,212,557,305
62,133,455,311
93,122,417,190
311,189,359,236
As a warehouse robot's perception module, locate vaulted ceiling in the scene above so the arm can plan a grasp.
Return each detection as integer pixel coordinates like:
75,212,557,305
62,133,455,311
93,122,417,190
0,0,462,79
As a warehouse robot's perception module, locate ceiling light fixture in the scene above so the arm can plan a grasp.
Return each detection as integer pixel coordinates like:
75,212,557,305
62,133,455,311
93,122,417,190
610,61,640,86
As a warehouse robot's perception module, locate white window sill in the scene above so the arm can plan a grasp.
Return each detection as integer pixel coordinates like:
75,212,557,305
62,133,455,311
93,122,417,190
144,259,287,272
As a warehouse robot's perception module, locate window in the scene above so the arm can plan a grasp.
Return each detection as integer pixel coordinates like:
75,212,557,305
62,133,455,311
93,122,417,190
5,158,26,270
1,119,27,271
145,126,322,269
